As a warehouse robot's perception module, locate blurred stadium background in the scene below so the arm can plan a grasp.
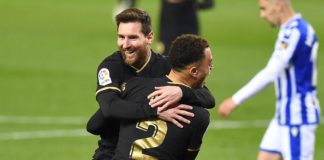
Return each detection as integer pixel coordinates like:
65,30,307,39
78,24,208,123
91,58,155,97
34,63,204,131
0,0,323,159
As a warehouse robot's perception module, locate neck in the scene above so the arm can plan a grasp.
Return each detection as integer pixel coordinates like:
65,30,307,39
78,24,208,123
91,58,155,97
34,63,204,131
279,3,295,25
167,70,194,88
134,48,151,70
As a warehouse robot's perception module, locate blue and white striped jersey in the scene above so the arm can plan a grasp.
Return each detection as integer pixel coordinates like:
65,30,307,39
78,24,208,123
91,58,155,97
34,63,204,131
232,14,320,126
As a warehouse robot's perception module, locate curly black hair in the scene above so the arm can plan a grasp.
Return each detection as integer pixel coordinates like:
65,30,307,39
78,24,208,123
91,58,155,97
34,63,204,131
169,34,209,71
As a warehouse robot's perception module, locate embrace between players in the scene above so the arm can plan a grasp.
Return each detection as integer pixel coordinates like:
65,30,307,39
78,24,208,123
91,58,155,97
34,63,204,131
87,0,321,159
87,8,215,160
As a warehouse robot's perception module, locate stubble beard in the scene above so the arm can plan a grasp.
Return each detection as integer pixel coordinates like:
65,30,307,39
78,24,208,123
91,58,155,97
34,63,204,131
122,45,149,69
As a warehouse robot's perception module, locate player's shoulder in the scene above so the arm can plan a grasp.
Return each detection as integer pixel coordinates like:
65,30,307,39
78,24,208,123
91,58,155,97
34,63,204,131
122,77,163,98
123,77,149,91
151,51,169,63
284,16,311,36
126,77,165,87
192,107,210,126
127,77,149,85
151,52,171,70
99,51,123,66
97,51,127,71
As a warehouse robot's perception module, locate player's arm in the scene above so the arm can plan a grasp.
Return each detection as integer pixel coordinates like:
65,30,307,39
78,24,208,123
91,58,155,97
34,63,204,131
87,60,157,134
87,61,162,133
96,90,158,119
96,89,194,122
232,28,301,105
148,85,215,110
87,90,160,135
184,107,210,160
219,28,302,118
86,108,107,135
96,78,192,121
87,77,193,134
179,85,215,109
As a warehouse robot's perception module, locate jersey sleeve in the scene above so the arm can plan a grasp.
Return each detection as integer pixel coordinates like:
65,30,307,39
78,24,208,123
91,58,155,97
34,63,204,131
87,57,158,135
96,77,158,120
232,27,302,105
273,27,301,65
96,59,123,96
96,91,158,120
184,107,210,159
86,108,108,135
87,57,122,135
180,85,215,109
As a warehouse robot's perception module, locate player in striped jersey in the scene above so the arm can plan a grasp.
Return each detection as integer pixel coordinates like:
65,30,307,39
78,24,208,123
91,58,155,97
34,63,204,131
218,0,320,159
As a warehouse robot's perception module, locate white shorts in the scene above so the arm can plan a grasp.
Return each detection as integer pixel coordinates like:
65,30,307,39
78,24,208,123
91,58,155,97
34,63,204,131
260,119,317,160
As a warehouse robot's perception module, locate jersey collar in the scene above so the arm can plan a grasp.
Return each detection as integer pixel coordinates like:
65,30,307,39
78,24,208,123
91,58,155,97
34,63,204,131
281,13,302,29
165,75,191,88
129,50,152,73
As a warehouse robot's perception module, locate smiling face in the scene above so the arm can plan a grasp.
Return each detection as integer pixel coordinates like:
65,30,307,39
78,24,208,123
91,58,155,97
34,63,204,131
117,22,153,69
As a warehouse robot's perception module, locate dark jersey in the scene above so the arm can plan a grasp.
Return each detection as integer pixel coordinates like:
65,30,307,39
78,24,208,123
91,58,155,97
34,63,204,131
159,0,214,55
96,51,171,94
93,51,171,121
89,51,171,160
113,77,210,160
87,50,215,160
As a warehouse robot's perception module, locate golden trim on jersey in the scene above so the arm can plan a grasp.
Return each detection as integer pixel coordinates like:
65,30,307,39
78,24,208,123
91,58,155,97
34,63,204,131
166,75,192,88
129,50,152,73
95,87,121,95
167,82,191,88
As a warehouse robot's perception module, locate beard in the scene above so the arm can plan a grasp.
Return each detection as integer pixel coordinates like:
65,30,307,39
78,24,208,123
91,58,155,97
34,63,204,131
120,45,149,69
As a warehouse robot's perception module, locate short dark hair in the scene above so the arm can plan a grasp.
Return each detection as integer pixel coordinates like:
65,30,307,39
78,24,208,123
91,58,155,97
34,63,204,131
115,8,152,36
169,34,209,71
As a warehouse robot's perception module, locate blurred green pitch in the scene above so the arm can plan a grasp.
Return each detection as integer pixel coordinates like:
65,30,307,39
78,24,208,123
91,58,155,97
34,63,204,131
0,0,323,159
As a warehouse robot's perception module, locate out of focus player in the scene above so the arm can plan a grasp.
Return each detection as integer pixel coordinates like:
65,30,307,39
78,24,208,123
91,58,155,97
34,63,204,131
157,0,214,56
113,34,212,160
218,0,320,159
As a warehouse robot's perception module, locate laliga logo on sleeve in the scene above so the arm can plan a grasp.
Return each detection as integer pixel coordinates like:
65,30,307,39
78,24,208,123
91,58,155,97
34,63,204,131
98,68,112,86
280,41,289,50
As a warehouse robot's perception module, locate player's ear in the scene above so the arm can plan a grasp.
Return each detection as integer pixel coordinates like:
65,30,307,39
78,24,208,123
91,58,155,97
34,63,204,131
147,31,154,44
189,66,199,78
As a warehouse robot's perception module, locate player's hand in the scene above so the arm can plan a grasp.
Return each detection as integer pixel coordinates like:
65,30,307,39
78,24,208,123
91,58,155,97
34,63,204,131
157,104,194,128
218,98,238,118
148,86,182,110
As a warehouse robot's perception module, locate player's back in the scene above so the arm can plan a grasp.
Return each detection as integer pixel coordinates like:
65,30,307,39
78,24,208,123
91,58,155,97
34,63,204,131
112,77,210,160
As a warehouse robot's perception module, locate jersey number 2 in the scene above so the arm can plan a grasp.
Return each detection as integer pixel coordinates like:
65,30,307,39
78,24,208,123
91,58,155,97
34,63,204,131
129,119,167,160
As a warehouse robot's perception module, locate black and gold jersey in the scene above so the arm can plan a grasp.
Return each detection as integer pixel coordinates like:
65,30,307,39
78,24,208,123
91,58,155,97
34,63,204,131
96,51,171,96
113,76,210,160
88,51,171,159
88,50,214,160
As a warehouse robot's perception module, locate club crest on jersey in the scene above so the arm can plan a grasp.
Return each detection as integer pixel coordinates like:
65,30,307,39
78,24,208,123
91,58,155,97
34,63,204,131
98,68,112,86
280,41,289,50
